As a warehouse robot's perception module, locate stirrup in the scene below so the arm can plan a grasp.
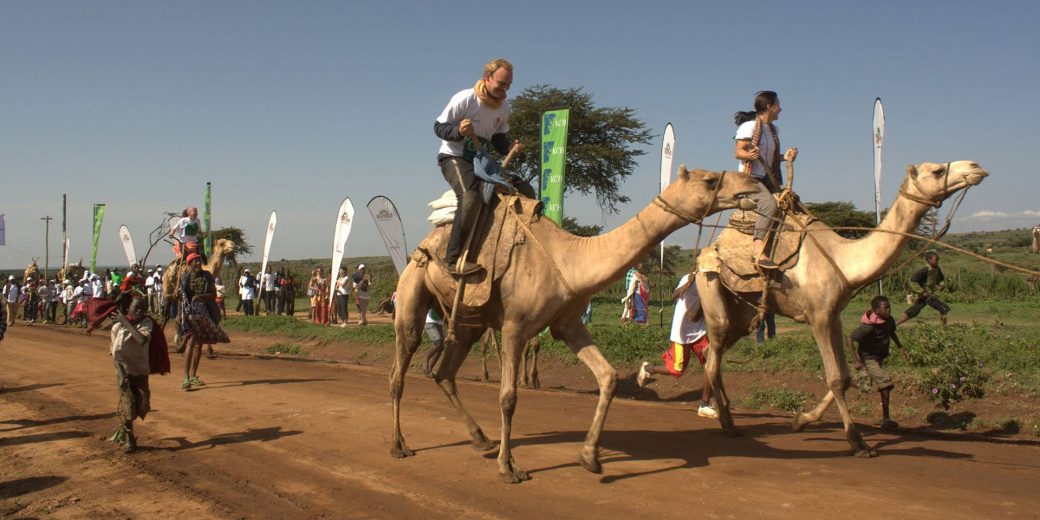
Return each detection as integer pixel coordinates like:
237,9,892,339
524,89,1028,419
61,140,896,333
447,261,483,277
753,256,779,270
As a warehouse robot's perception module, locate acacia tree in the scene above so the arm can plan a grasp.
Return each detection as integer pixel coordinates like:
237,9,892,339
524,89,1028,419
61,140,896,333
509,85,654,214
804,201,876,239
211,226,252,268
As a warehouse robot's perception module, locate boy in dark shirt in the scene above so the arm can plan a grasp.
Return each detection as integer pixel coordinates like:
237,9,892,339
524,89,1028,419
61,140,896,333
897,251,949,326
847,295,910,430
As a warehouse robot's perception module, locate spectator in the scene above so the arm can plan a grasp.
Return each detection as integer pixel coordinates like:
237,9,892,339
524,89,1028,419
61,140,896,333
42,280,59,323
3,276,19,326
280,271,296,316
238,268,256,316
310,267,329,325
261,266,277,315
351,264,371,326
334,267,350,328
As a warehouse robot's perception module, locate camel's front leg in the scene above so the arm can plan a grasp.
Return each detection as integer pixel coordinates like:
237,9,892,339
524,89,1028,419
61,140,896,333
697,272,740,435
389,268,431,459
496,327,532,483
807,315,876,457
433,322,495,452
525,336,541,389
552,322,618,474
703,335,739,436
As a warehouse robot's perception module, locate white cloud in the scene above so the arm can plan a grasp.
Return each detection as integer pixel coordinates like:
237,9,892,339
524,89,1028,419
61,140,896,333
958,209,1040,231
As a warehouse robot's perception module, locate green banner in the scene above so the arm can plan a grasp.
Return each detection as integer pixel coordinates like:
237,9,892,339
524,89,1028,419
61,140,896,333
539,108,569,225
204,181,213,257
90,203,105,272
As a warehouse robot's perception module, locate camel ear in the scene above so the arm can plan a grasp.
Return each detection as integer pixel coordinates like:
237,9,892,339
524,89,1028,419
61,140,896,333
906,164,918,178
677,164,690,181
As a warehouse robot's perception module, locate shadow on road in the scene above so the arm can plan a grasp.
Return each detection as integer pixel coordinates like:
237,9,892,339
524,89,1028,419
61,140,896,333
0,475,69,500
0,412,117,432
0,430,91,447
158,426,303,451
0,383,64,394
199,378,338,389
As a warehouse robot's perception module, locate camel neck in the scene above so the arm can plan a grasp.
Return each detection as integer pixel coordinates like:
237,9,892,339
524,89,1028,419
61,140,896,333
836,184,931,287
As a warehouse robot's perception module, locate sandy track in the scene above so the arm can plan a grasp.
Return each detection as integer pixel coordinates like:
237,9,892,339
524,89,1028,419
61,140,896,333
2,325,1038,519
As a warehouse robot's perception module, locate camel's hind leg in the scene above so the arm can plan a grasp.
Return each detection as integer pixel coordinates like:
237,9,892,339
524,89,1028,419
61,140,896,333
803,314,875,457
389,267,432,459
522,335,540,389
550,321,618,475
433,321,495,452
479,329,498,382
698,273,742,436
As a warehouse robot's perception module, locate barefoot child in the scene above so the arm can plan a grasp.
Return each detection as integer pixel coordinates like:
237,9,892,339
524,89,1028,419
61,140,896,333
848,295,910,429
109,297,158,452
637,273,717,418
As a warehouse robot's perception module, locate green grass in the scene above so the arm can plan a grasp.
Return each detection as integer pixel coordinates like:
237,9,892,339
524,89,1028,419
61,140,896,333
264,343,308,356
740,388,815,413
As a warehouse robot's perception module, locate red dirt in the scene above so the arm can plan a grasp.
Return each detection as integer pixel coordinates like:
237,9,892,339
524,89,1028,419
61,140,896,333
2,323,1039,519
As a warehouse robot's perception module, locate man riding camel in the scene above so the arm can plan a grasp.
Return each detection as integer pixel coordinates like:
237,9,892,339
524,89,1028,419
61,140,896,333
433,58,535,276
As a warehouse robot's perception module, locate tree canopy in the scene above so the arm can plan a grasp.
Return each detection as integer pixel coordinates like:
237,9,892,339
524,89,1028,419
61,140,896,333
211,226,253,257
804,201,876,239
509,85,653,214
562,216,603,237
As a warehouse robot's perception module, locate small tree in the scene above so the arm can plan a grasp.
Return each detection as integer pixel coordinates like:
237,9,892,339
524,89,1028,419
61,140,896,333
562,216,603,237
211,226,252,267
804,201,876,239
510,85,654,214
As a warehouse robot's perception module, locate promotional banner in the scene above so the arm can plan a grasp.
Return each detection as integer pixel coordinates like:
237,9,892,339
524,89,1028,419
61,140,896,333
329,198,355,315
367,195,408,275
204,182,213,257
62,194,67,274
259,211,277,299
0,213,5,246
90,203,106,273
872,98,885,295
539,108,570,226
659,123,675,269
118,225,137,267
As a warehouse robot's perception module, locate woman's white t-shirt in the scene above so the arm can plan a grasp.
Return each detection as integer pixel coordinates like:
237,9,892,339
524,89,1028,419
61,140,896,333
734,121,777,180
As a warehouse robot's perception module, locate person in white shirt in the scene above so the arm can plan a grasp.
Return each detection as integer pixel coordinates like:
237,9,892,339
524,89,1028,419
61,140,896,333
3,276,20,326
238,269,256,316
637,273,718,419
168,206,207,263
733,90,798,269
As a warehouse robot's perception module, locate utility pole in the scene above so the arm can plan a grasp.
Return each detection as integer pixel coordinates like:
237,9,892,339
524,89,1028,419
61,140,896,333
41,215,53,282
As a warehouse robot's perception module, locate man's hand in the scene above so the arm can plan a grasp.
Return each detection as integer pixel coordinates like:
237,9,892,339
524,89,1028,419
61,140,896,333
511,139,525,154
784,147,798,162
459,119,475,138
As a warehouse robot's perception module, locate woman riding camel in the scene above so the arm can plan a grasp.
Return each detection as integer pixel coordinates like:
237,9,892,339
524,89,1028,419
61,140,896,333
169,206,207,264
734,90,798,269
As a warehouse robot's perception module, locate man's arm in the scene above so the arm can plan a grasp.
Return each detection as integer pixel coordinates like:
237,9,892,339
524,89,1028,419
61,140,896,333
434,121,463,142
846,335,864,369
891,328,910,361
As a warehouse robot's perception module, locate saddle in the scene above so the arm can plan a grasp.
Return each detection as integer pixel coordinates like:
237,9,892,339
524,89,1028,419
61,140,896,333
698,211,816,294
413,194,542,310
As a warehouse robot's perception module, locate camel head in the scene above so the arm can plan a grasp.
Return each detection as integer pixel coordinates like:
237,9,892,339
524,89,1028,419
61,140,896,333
903,161,988,205
664,166,759,220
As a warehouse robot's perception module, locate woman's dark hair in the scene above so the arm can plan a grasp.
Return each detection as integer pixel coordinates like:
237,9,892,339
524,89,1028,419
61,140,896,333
733,90,779,126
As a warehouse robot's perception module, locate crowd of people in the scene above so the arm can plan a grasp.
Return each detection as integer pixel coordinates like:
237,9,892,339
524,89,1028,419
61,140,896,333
229,262,376,328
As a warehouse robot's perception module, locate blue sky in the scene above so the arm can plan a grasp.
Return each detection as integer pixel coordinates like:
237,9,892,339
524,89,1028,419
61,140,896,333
3,1,1038,270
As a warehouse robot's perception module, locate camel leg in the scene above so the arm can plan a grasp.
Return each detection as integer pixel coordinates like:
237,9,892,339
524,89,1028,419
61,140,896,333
432,323,495,452
703,336,740,436
492,325,534,483
527,336,541,389
698,273,741,436
389,268,431,459
479,329,493,382
551,321,618,475
793,390,835,431
804,315,876,457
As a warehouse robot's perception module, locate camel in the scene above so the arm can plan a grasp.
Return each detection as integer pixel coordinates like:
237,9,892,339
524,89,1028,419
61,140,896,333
23,259,39,284
1031,225,1039,254
58,261,86,284
477,329,540,388
389,166,760,483
695,160,987,456
161,238,237,318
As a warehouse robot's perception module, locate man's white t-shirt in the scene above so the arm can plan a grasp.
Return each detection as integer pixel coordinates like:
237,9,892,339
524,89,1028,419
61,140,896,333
173,217,201,245
436,89,510,158
734,120,777,180
670,274,707,345
239,275,256,300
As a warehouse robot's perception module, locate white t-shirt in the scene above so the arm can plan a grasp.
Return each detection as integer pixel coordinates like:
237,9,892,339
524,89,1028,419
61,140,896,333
173,217,202,244
734,120,777,180
670,274,707,345
263,272,277,291
436,88,510,158
425,310,444,326
336,275,350,296
239,275,256,300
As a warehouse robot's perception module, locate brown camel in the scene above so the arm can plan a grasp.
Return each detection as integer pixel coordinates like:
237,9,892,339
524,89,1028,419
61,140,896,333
389,166,759,483
696,160,987,456
161,238,237,316
1031,225,1039,254
23,259,39,284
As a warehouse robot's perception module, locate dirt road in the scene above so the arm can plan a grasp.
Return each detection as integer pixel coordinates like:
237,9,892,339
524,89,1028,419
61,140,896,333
2,325,1038,519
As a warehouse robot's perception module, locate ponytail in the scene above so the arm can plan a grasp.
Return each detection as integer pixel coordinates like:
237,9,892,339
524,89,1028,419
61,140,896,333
733,111,757,126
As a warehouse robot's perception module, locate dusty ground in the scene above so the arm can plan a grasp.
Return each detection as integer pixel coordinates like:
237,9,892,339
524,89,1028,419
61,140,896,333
2,323,1039,519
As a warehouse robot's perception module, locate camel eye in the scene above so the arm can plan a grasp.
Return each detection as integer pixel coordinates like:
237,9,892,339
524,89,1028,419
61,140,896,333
705,177,719,189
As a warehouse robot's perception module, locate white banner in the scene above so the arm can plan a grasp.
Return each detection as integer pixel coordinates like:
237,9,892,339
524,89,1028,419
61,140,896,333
329,198,355,314
118,224,137,267
366,195,408,275
659,123,675,270
259,211,277,296
872,98,885,225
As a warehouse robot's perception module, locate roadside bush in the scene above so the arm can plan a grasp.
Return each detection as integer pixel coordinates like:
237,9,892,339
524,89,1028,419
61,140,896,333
902,324,986,409
741,388,814,413
265,343,308,356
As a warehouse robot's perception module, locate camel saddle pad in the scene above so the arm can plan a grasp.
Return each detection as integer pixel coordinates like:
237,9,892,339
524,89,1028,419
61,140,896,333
414,195,541,309
697,213,814,294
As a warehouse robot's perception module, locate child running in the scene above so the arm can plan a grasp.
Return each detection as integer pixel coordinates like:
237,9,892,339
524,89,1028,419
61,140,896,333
848,295,910,430
637,272,717,419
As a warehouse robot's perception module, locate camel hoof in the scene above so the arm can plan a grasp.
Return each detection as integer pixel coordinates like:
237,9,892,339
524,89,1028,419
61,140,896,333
792,415,808,432
579,450,602,474
852,447,878,458
530,377,541,390
390,446,415,458
722,428,743,438
471,439,496,452
498,469,531,484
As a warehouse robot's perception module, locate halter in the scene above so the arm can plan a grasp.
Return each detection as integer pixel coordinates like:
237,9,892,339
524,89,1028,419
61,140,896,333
898,162,951,208
652,170,728,225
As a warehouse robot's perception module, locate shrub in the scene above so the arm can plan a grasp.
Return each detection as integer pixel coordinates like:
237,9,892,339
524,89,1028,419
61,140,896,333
902,324,986,409
741,388,814,412
264,343,308,356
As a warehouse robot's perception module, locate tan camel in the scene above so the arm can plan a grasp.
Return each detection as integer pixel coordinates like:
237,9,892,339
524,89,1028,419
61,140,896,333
477,329,540,388
389,167,760,483
58,261,86,284
1031,225,1039,254
696,161,987,456
161,239,237,315
23,259,39,284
